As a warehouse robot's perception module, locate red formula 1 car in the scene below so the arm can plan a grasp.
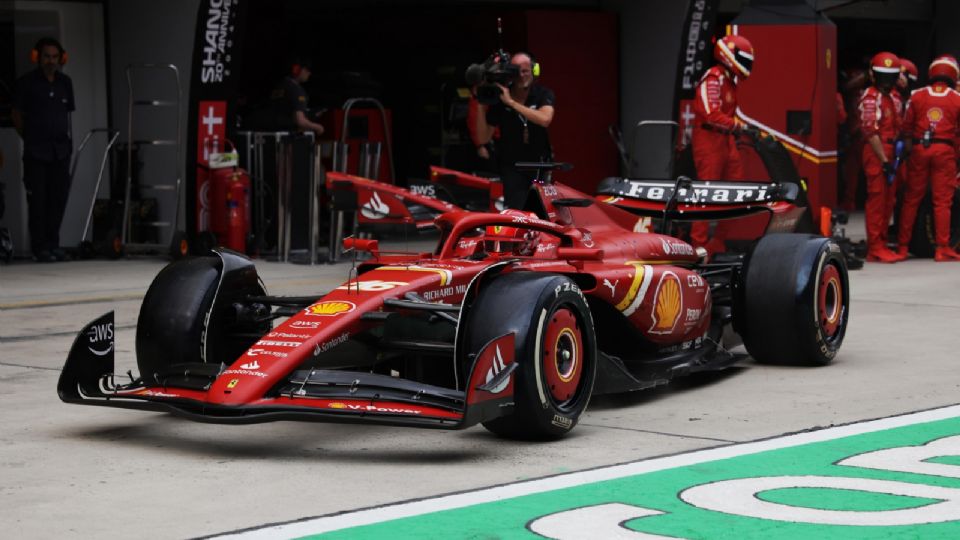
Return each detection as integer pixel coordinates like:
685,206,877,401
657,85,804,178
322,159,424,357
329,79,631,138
59,166,848,439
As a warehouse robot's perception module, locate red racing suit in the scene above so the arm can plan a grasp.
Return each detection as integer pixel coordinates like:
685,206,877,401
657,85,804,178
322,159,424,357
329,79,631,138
690,65,744,251
858,86,902,249
896,82,960,249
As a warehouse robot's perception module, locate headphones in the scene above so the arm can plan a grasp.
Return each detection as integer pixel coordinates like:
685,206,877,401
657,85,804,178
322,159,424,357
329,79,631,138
31,37,67,65
291,57,312,78
515,51,540,77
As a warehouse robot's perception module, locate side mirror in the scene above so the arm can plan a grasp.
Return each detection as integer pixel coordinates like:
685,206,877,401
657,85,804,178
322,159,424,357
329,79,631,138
342,237,379,257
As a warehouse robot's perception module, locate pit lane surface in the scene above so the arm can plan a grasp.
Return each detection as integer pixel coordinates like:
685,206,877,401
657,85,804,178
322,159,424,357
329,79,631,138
2,234,959,538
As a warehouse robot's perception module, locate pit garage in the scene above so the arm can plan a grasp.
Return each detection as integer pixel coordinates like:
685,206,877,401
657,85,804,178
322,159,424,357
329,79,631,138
3,1,960,537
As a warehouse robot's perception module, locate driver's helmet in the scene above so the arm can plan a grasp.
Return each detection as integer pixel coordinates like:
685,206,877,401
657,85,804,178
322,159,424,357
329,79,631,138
485,210,540,256
714,35,754,79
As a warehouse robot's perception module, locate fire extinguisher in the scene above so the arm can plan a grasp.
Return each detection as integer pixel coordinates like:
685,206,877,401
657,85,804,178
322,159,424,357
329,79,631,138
225,172,250,253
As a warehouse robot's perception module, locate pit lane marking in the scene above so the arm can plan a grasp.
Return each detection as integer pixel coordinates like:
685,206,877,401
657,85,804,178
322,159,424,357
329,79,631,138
580,422,739,443
208,403,960,539
0,293,144,310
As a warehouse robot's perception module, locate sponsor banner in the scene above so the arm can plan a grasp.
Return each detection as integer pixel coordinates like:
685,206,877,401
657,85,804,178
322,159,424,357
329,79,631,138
674,0,720,148
186,0,248,234
225,406,960,539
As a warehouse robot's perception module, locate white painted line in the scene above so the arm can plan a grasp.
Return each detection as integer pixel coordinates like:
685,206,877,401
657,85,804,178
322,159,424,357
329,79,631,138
210,404,960,539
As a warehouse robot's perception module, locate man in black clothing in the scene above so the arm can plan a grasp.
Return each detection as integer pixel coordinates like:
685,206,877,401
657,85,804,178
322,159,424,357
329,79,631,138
12,37,75,262
270,58,325,135
474,52,555,209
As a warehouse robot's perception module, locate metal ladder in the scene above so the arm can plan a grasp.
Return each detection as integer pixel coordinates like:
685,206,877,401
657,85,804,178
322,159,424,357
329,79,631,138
120,64,186,257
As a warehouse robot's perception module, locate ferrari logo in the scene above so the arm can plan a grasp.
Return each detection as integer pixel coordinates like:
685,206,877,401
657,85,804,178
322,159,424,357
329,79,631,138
884,58,893,67
227,379,239,389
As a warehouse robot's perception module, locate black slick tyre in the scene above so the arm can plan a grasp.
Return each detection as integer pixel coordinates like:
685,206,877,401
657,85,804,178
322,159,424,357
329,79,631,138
464,272,597,440
741,234,849,366
136,253,267,378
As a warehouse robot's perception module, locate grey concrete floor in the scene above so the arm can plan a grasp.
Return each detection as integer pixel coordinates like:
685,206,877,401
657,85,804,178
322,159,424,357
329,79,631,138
1,221,960,539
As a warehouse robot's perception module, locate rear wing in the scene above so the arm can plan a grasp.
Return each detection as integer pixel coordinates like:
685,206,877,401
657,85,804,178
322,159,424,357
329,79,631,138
596,177,804,220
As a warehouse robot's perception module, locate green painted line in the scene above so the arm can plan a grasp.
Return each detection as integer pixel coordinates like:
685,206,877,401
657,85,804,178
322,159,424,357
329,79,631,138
212,404,960,540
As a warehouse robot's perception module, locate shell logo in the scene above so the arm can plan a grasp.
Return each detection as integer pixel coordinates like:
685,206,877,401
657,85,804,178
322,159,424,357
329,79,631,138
306,301,356,316
650,272,683,334
928,108,944,122
329,402,347,409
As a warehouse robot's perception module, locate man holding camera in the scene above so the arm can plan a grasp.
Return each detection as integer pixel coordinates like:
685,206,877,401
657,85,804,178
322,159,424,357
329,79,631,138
473,52,555,209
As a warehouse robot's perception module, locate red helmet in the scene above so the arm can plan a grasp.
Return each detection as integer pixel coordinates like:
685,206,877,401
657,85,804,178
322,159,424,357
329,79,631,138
900,58,918,82
485,210,540,255
870,52,901,89
928,55,960,86
714,35,755,79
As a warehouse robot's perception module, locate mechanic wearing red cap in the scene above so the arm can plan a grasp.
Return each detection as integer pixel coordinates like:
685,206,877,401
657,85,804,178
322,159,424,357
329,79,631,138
690,34,755,255
858,52,903,262
895,55,960,262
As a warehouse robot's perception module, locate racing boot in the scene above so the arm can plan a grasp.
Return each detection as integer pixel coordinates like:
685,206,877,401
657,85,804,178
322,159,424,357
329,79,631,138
891,245,909,262
866,244,900,263
934,246,960,262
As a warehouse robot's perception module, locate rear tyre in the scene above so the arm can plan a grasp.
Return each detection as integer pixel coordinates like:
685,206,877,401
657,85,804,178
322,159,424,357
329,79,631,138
741,234,849,366
465,273,597,440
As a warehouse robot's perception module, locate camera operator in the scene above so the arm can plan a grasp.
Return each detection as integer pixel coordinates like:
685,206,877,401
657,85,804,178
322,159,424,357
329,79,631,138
473,52,555,209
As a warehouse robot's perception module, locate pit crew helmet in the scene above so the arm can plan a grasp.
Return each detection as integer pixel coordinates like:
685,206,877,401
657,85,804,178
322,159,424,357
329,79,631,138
714,35,755,79
899,58,918,88
928,55,960,86
870,52,901,90
485,210,540,256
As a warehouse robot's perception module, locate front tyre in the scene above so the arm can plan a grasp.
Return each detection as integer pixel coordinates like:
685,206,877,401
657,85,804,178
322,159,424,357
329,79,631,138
466,273,597,440
741,234,849,366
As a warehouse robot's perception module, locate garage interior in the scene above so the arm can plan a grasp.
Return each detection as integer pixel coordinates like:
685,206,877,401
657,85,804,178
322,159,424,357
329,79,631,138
1,0,958,259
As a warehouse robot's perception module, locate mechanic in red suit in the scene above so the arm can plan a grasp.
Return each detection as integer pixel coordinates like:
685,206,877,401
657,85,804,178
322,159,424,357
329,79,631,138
895,55,960,261
858,52,903,263
690,34,755,256
886,58,919,235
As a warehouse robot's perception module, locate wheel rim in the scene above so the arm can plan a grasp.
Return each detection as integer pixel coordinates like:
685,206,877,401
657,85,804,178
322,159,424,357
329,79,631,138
543,307,584,409
818,263,843,338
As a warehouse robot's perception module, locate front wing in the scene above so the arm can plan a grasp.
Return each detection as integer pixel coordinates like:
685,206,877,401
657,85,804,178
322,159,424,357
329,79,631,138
58,312,516,430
